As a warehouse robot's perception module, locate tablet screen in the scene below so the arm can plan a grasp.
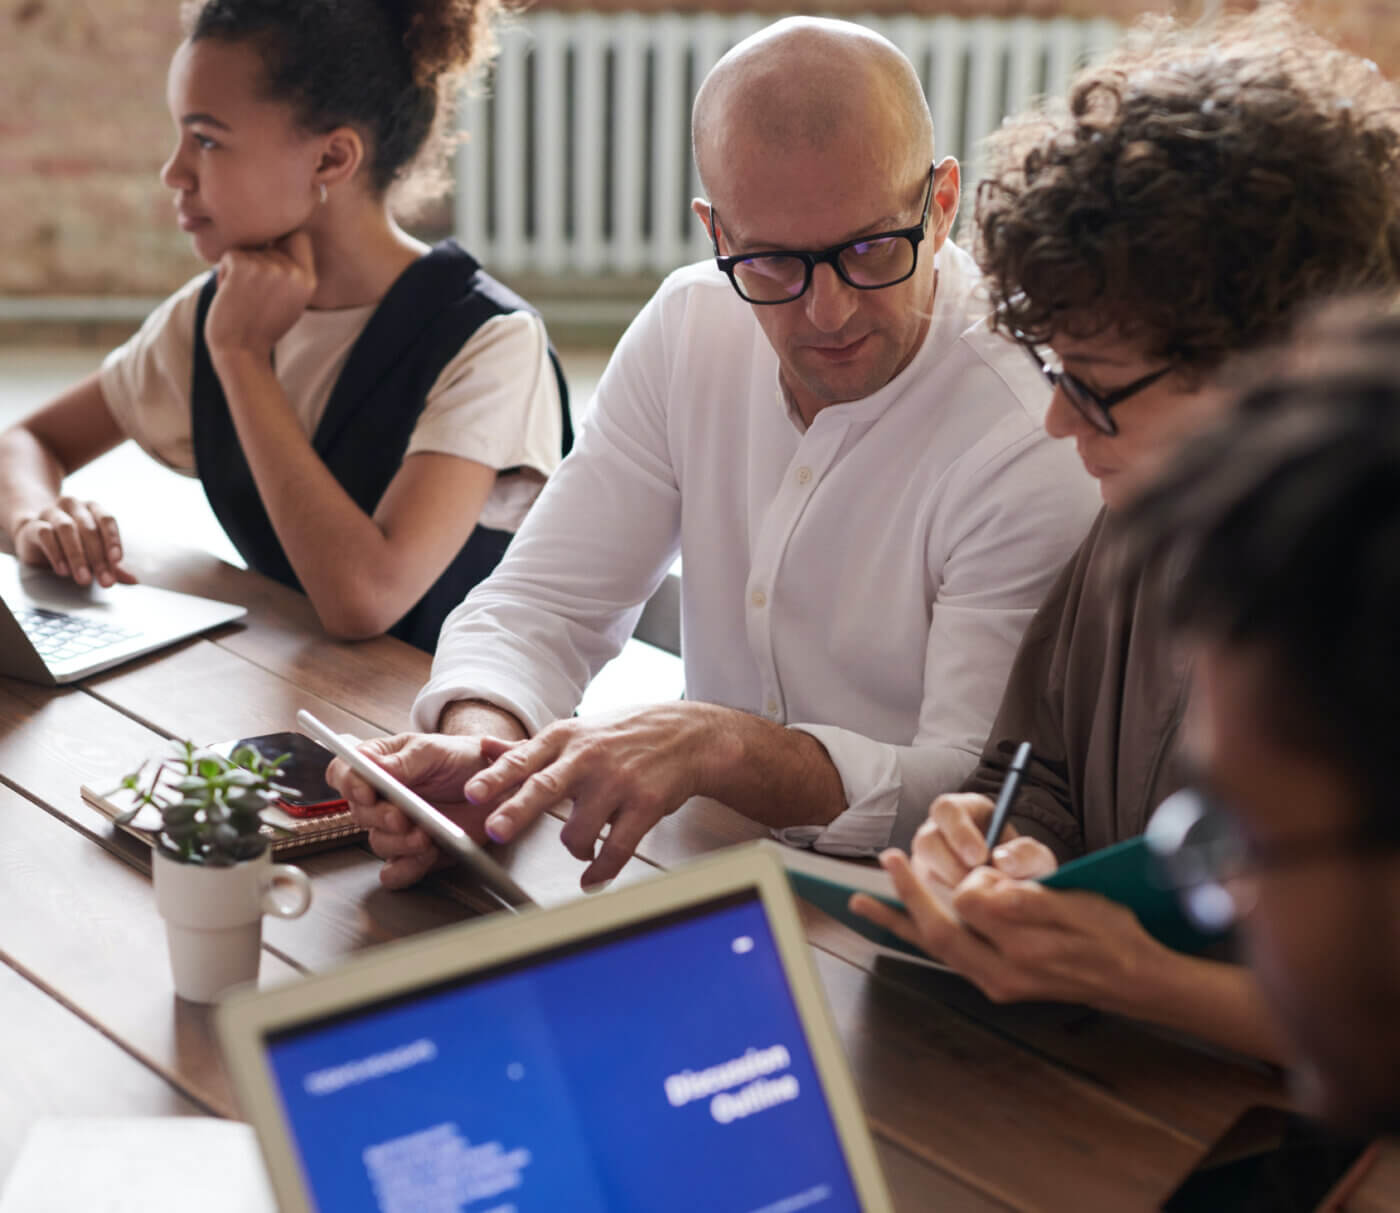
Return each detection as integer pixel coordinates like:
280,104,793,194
264,890,862,1212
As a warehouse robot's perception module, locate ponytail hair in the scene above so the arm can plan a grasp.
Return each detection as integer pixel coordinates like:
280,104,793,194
183,0,502,207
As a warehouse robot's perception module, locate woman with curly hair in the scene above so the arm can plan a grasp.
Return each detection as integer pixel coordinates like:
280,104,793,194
0,0,570,651
853,5,1400,1059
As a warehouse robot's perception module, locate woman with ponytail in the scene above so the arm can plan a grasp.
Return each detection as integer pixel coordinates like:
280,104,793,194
0,0,570,651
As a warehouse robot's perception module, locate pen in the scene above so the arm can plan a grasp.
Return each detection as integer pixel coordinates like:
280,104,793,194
982,740,1033,854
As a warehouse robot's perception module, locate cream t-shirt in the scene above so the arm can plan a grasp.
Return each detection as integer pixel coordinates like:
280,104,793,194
99,274,564,532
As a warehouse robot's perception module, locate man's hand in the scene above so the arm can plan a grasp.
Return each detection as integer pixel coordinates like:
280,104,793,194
326,732,502,889
206,230,317,363
910,792,1058,888
465,704,721,887
850,851,1166,1009
12,497,137,587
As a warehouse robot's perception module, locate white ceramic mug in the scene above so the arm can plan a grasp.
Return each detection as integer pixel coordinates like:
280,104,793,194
152,848,312,1003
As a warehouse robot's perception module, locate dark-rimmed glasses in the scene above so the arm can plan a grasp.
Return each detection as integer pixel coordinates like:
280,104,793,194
710,165,937,305
1014,336,1173,436
1145,786,1400,933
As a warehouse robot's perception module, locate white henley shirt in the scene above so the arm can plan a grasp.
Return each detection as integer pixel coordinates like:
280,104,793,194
413,243,1099,853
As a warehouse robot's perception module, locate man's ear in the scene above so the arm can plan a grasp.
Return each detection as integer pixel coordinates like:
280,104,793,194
314,127,365,194
691,198,716,244
929,157,961,251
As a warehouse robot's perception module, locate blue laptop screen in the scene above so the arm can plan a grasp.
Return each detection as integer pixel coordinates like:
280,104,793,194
265,890,865,1213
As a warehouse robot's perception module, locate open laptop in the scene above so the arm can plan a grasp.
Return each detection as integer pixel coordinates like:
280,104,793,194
217,844,894,1213
0,553,246,684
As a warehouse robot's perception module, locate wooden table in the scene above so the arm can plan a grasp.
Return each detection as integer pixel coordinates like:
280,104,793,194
1,547,1395,1212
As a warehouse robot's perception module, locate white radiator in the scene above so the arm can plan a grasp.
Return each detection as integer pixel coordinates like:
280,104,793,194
455,12,1122,279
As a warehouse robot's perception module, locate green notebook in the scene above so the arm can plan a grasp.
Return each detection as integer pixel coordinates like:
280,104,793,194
771,834,1226,967
768,842,951,970
1042,834,1226,955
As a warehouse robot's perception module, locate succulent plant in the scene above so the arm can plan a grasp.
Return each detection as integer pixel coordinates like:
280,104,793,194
112,740,295,867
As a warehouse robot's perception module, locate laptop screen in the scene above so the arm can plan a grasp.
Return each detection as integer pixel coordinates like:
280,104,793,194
264,889,865,1213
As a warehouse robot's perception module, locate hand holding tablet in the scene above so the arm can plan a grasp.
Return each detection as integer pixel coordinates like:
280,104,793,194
297,709,534,912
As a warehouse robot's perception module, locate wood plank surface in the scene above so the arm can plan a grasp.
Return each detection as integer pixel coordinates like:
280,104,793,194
807,946,1199,1212
799,901,1287,1148
0,782,301,1118
58,624,1314,1209
2,551,1392,1212
81,637,384,743
74,636,662,910
0,675,477,961
873,1136,1015,1212
642,793,772,858
632,801,1288,1155
0,668,651,969
0,961,207,1178
128,544,426,733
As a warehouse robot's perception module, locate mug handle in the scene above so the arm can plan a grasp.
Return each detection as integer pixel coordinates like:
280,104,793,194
261,863,313,919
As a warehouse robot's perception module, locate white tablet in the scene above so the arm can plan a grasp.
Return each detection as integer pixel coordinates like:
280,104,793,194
297,709,534,912
217,844,894,1212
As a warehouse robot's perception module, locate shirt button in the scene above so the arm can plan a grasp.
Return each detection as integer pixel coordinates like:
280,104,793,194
796,466,812,485
766,699,780,717
750,590,767,608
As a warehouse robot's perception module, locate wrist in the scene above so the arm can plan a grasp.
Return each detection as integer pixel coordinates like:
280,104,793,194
208,343,274,382
439,698,529,741
682,701,746,801
1096,946,1290,1061
1095,929,1191,1020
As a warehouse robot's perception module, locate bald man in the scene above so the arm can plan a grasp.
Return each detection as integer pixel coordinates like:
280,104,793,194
331,18,1098,889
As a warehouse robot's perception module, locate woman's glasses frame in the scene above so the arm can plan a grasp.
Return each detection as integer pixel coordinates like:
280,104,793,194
1013,336,1173,436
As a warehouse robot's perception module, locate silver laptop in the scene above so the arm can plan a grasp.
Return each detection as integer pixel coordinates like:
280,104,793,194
217,844,894,1213
0,553,246,684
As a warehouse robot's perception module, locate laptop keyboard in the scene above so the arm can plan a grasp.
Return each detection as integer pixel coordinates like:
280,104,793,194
16,607,140,663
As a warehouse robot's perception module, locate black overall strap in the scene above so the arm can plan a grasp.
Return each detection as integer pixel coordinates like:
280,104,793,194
191,240,570,651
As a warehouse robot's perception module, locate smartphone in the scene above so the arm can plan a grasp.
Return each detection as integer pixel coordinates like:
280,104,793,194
219,731,347,817
295,709,535,911
1161,1105,1376,1211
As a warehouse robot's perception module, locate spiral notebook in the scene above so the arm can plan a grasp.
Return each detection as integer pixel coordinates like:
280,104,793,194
80,736,366,860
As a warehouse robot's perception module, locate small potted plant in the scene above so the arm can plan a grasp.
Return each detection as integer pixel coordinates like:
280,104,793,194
113,741,312,1003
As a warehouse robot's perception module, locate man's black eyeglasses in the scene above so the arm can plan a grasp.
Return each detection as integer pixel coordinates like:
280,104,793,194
710,165,937,305
1014,335,1172,437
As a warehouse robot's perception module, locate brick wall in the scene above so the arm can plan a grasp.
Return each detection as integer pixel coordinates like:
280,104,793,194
3,0,198,296
4,0,1397,301
1,0,451,302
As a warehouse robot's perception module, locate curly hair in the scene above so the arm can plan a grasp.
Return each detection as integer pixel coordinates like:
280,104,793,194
975,5,1400,372
183,0,502,209
1115,297,1400,813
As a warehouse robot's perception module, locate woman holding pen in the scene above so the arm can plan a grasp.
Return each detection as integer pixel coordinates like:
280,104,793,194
852,6,1400,1060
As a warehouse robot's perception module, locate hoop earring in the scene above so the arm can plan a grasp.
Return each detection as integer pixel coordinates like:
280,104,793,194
318,183,328,205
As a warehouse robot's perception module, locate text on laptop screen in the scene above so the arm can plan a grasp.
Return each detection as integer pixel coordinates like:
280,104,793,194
265,890,864,1213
